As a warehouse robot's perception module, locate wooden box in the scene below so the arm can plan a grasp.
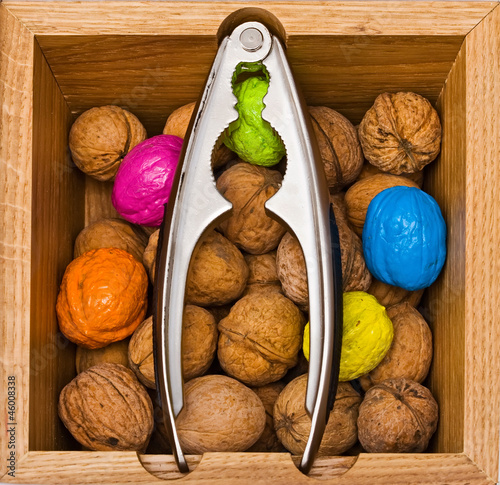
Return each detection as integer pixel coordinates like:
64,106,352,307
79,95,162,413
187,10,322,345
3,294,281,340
1,2,499,483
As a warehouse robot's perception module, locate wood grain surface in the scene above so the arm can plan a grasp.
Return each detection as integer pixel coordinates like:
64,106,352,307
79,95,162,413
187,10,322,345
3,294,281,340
1,1,500,483
0,4,34,478
4,451,492,484
30,41,85,453
38,35,465,135
4,1,496,36
424,30,467,456
463,5,500,481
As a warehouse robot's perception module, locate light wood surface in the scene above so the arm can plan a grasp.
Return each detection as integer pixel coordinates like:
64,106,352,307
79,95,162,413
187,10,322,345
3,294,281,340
37,35,464,135
4,451,492,484
463,6,500,480
85,177,119,226
1,1,500,483
30,41,85,453
0,5,34,478
4,1,496,36
424,32,467,455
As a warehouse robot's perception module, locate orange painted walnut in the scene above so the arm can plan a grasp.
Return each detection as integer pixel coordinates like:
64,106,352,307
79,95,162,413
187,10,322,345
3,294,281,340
56,248,148,349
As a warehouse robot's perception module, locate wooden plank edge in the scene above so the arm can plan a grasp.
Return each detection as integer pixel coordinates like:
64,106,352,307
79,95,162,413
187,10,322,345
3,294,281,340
463,3,500,482
0,3,34,479
1,451,494,484
3,1,498,37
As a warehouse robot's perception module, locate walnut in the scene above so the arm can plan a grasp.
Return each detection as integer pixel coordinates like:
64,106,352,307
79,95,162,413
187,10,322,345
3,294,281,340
58,363,153,451
74,218,149,262
128,307,217,388
274,375,361,455
243,252,282,297
143,229,159,282
357,160,423,188
309,106,363,192
69,106,147,181
218,293,305,386
358,92,441,174
163,102,233,169
360,303,432,390
176,375,266,453
186,231,249,306
216,162,286,254
248,382,286,452
142,229,249,305
368,278,424,308
345,173,419,236
76,339,130,374
358,378,438,453
276,205,371,306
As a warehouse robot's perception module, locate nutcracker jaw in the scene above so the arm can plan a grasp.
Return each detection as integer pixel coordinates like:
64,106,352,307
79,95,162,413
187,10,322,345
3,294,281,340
154,9,343,475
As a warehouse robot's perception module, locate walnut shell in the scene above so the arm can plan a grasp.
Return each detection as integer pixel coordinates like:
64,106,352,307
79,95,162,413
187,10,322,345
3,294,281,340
357,160,424,188
243,252,283,296
276,220,371,306
176,375,266,453
186,231,249,306
69,106,147,181
143,229,159,282
368,278,424,308
58,363,153,451
74,218,149,262
360,303,432,390
76,339,130,374
345,173,419,236
216,162,286,254
218,293,305,386
274,375,361,455
358,378,438,453
128,307,217,388
163,102,233,169
309,106,364,192
358,92,441,174
143,229,249,305
248,382,286,452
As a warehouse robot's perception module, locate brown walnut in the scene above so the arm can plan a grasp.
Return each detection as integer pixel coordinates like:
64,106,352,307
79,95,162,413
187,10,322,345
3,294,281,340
309,106,364,192
243,252,283,296
176,375,266,453
128,307,217,388
248,382,286,452
58,363,154,451
360,303,433,390
274,375,361,455
368,278,424,308
74,218,149,262
163,102,233,169
76,339,130,374
276,200,371,306
345,173,419,236
143,229,159,282
358,92,441,174
142,229,249,305
69,106,147,181
216,162,286,254
218,293,305,386
357,160,424,188
358,378,438,453
186,231,249,306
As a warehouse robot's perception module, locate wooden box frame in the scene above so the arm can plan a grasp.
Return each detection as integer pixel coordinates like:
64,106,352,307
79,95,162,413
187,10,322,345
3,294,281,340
1,1,499,483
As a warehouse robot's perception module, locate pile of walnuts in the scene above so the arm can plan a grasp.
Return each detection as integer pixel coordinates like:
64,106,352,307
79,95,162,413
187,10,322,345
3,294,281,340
58,91,441,458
